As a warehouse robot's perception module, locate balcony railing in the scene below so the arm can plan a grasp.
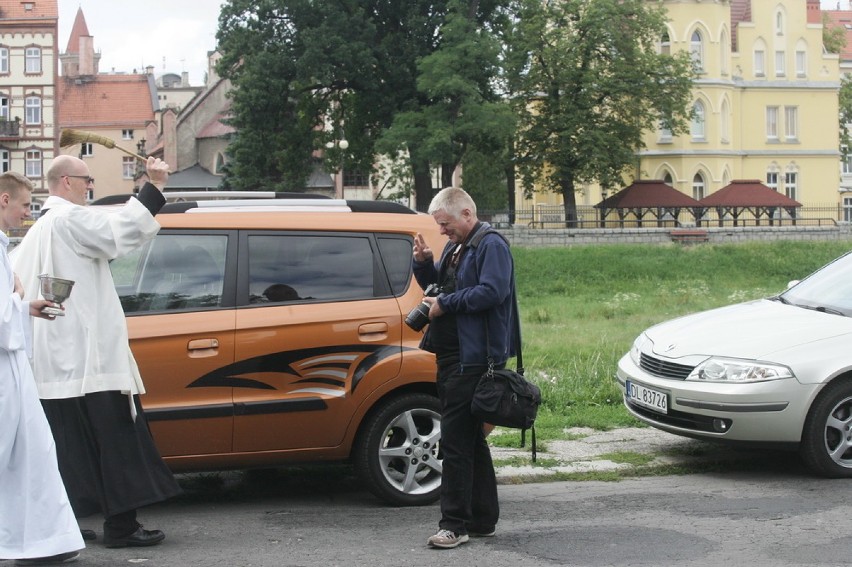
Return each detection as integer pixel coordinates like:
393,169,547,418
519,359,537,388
0,118,21,138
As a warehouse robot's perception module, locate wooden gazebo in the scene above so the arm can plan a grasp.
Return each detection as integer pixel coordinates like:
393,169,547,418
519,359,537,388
697,180,802,227
594,180,702,228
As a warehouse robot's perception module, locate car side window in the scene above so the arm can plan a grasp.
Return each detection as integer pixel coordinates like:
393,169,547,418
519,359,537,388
112,233,228,313
377,235,414,296
248,234,375,303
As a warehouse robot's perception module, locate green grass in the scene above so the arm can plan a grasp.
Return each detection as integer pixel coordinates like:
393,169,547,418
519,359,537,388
512,240,852,440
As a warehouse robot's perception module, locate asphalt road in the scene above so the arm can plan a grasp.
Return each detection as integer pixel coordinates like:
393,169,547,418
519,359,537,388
26,455,852,567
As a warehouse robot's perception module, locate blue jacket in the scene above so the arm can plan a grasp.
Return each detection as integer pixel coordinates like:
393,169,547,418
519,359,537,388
413,223,518,372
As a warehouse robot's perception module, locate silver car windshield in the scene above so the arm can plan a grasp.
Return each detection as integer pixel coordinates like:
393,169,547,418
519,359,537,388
779,251,852,317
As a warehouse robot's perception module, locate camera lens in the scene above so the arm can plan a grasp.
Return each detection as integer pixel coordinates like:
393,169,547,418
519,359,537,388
404,301,431,331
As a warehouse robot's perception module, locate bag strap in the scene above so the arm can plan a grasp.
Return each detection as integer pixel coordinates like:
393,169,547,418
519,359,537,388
476,229,535,462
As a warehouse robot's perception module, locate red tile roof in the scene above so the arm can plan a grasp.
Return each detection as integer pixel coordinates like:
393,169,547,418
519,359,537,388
0,0,57,19
698,179,802,207
57,74,155,128
595,180,702,209
64,7,90,53
730,0,751,52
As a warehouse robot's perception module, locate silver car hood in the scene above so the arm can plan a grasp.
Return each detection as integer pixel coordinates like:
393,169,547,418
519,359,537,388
645,299,852,361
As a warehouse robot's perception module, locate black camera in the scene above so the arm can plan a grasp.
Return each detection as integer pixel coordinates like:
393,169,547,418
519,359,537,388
405,283,442,332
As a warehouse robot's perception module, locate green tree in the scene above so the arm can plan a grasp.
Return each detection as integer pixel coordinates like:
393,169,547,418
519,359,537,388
505,0,695,225
216,0,510,206
839,75,852,161
822,13,846,55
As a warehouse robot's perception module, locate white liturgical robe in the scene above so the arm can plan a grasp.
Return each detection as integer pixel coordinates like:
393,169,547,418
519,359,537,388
0,230,83,559
10,195,160,399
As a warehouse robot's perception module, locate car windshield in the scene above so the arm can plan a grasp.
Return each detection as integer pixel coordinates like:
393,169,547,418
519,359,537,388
779,251,852,317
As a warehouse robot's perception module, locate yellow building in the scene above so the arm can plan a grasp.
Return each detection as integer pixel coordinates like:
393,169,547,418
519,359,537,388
519,0,842,223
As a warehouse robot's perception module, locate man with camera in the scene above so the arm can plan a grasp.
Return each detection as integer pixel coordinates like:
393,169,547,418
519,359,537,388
411,187,518,549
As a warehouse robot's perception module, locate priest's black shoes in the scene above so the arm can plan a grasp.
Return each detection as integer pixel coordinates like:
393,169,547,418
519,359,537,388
103,526,165,549
80,529,96,541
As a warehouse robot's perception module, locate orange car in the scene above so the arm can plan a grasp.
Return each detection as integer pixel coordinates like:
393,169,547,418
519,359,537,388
108,196,446,505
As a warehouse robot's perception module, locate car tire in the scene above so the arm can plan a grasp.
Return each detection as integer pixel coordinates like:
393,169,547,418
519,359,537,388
353,393,442,506
800,379,852,478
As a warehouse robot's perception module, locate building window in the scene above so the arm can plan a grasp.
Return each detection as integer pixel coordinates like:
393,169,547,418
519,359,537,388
663,172,673,185
796,50,806,77
775,51,785,77
784,106,798,141
766,106,778,140
767,171,779,191
0,95,8,120
25,149,41,177
0,47,8,74
691,101,705,140
659,31,670,56
25,47,41,74
690,30,704,72
122,129,134,140
122,157,135,179
0,149,9,173
215,152,226,174
844,197,852,223
658,121,672,142
843,148,852,175
785,172,798,200
80,143,93,157
720,100,730,143
25,96,41,125
343,170,369,187
692,173,705,200
754,49,765,77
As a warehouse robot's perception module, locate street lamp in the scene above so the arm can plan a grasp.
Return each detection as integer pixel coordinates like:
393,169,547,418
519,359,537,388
325,134,349,199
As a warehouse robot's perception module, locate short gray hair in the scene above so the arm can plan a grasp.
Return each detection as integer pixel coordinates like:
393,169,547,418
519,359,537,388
428,186,477,218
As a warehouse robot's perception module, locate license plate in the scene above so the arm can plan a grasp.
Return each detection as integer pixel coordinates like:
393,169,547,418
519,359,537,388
626,380,668,414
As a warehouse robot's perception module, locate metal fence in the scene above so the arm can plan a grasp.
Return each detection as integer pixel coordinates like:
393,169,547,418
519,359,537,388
477,204,845,229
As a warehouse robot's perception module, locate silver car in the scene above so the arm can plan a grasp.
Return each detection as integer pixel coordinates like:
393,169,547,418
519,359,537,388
617,250,852,477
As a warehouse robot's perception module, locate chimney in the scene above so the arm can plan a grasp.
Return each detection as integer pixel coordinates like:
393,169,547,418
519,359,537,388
145,65,155,76
181,71,189,87
162,109,178,172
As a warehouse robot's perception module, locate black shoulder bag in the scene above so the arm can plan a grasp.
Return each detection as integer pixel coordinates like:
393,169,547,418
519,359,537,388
468,231,541,461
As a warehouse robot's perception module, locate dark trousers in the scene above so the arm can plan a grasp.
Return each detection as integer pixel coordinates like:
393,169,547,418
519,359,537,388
436,362,499,534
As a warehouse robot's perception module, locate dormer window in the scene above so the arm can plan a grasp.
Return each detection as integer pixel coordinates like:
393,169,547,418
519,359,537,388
23,3,34,11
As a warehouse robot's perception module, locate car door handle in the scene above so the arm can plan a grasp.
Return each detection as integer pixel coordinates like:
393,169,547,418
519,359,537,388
358,322,388,341
187,338,219,357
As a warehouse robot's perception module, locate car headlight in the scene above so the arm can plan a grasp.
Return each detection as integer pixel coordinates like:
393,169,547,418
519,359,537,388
686,357,794,383
629,334,649,366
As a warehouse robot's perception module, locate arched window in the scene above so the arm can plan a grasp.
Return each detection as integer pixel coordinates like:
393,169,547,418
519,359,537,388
776,11,785,35
691,101,706,140
663,171,673,185
691,30,704,71
766,165,780,191
692,173,706,200
660,31,671,56
215,152,226,174
720,30,729,76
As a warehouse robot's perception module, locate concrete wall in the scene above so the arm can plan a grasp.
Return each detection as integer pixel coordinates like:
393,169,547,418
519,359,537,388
497,225,852,248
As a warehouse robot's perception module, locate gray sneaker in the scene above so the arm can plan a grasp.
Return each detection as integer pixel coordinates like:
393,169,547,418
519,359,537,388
427,529,470,549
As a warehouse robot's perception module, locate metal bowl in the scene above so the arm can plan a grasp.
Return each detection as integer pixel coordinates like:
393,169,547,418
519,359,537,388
38,274,75,303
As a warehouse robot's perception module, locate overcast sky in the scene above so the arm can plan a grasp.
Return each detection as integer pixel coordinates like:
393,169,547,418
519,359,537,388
58,0,224,86
56,0,852,87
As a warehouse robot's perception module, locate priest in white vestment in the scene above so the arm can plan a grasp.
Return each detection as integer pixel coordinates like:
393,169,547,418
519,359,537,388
0,172,83,564
11,155,181,549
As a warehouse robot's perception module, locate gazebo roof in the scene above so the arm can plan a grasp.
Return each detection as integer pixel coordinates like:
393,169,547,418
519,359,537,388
698,180,802,207
594,180,701,209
